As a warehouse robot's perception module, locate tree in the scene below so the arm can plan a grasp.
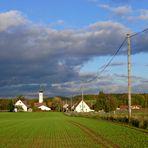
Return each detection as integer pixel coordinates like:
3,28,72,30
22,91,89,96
7,100,15,112
16,105,24,112
105,95,117,112
94,91,117,112
16,95,26,101
51,97,62,111
132,94,145,107
94,91,106,111
144,94,148,108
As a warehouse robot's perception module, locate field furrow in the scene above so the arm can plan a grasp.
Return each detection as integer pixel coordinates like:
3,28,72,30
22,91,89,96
69,120,120,148
0,112,147,148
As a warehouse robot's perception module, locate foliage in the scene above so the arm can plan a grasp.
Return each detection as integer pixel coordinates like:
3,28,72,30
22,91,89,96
15,105,24,112
51,97,62,111
7,100,15,112
0,93,147,112
16,95,26,101
66,111,148,129
94,91,117,112
0,99,10,110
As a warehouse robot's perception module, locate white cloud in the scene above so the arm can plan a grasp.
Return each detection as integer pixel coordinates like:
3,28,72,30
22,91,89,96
98,3,148,22
88,21,128,32
112,6,132,15
49,19,65,27
98,4,110,9
139,10,148,20
128,9,148,21
98,4,132,15
0,10,27,32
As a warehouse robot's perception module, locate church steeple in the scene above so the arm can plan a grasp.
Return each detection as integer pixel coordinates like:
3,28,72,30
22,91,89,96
39,88,43,103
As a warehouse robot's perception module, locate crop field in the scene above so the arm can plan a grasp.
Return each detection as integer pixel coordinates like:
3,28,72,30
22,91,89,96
0,112,147,148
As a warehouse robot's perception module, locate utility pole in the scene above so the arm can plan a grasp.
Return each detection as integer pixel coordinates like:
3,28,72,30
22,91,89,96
82,82,84,112
70,96,73,111
127,33,132,121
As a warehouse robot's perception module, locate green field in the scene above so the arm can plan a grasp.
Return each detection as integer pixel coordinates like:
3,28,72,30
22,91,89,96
0,112,147,148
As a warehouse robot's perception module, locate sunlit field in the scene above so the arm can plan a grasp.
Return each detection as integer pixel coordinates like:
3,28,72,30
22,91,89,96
0,112,147,148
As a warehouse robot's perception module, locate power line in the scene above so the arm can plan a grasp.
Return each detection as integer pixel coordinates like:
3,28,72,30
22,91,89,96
75,27,148,94
86,27,148,84
99,38,127,75
131,28,148,38
86,37,127,83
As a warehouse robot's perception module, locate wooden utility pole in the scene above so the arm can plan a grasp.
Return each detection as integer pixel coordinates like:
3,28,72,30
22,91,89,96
127,33,132,121
70,96,73,111
82,82,84,112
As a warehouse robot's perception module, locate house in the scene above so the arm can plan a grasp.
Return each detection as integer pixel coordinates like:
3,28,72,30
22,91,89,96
119,105,142,111
72,100,94,112
34,102,46,108
119,105,128,111
15,100,27,112
131,105,141,110
28,108,33,112
38,105,51,111
63,103,69,112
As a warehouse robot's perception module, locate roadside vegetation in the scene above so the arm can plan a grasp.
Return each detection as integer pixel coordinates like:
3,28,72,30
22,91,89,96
65,110,148,130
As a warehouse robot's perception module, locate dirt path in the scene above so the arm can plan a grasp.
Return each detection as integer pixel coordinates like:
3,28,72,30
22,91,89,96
68,120,120,148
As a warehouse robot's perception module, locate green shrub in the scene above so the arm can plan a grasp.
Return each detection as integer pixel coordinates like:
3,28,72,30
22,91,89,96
142,119,148,129
131,118,140,128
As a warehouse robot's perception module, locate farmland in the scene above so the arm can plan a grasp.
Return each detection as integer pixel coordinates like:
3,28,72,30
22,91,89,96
0,112,147,148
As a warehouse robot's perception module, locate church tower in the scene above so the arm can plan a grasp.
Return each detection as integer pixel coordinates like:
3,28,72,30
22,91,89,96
39,90,43,103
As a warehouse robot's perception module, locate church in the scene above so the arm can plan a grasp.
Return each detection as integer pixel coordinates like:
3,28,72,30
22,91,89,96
34,90,51,111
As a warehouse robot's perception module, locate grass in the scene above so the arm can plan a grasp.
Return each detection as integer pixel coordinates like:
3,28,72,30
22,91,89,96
70,117,148,148
0,112,148,148
0,112,98,148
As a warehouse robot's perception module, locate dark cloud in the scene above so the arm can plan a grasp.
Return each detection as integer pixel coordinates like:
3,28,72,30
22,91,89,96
101,62,126,69
131,32,148,54
0,10,148,97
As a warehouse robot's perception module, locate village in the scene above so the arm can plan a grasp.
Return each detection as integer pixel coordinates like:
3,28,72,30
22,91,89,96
13,90,94,112
11,90,145,113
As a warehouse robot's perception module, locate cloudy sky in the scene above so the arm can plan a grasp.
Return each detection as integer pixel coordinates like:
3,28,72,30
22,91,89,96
0,0,148,98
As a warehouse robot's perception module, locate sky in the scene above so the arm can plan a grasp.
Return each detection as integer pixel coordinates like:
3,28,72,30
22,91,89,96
0,0,148,98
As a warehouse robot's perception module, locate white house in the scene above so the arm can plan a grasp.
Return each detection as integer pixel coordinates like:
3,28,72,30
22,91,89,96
15,100,27,112
38,105,51,111
74,100,94,112
131,105,141,110
63,103,69,111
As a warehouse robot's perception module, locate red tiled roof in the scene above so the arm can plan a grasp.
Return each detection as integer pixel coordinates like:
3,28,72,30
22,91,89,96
34,102,46,107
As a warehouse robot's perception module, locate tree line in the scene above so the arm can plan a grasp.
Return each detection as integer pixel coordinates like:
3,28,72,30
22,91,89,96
0,93,147,112
93,92,148,112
